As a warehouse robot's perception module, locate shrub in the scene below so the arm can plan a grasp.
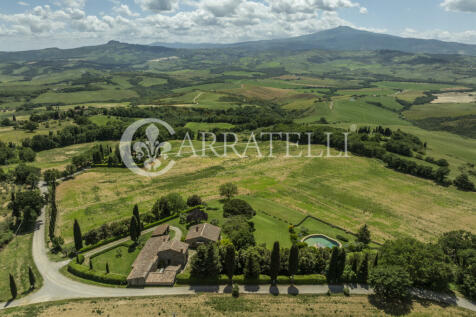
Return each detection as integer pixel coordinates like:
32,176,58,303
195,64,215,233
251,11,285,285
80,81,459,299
232,283,240,298
336,235,349,242
67,261,127,285
343,287,350,296
223,199,256,218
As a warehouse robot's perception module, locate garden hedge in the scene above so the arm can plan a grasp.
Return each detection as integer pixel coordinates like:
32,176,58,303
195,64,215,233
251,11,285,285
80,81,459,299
67,261,127,285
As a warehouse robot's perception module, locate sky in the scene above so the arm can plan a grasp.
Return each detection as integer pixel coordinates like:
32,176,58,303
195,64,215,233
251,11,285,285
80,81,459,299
0,0,475,51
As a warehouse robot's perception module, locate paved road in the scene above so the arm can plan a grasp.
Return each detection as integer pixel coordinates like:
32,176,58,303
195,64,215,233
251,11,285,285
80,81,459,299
1,181,475,312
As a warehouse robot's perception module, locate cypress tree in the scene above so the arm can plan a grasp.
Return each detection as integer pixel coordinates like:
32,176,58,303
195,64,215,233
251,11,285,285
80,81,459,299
205,244,221,278
327,247,339,283
49,200,57,240
9,274,17,299
89,260,93,270
373,253,379,267
244,251,260,280
133,204,142,231
336,248,346,282
270,241,281,284
73,219,83,251
106,262,110,274
358,253,369,284
130,216,139,242
224,244,236,282
288,244,299,283
351,255,358,275
28,266,36,289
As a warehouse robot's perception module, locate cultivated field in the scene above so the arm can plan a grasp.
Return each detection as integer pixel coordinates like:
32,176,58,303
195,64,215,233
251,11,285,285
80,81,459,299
0,294,473,317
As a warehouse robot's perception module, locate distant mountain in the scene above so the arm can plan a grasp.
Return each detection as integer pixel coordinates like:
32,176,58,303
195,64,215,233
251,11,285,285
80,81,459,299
3,27,476,65
150,42,224,49
152,26,476,56
0,40,177,64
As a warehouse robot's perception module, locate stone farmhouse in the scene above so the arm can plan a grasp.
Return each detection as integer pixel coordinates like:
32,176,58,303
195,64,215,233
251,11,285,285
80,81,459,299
185,223,221,248
127,223,221,287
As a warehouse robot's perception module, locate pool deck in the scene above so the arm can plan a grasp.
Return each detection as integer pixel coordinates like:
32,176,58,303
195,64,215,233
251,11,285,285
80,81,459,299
301,234,343,248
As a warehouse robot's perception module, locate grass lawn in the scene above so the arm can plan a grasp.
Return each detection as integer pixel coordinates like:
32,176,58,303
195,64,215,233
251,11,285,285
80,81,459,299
1,294,474,316
90,233,152,276
0,233,42,302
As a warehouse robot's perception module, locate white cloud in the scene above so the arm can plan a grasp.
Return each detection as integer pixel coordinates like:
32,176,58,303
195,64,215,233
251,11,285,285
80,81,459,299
135,0,178,12
17,1,29,6
441,0,476,12
402,28,476,44
113,4,140,17
360,7,368,14
56,0,87,9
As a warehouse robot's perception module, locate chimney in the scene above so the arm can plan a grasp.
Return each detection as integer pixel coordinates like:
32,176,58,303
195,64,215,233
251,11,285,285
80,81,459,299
196,226,199,232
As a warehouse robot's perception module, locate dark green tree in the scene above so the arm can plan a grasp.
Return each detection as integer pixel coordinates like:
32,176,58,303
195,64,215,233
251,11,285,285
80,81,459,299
327,247,339,283
28,266,36,289
219,182,238,200
73,219,83,251
270,241,281,284
133,204,142,231
9,274,17,299
89,260,93,270
106,262,110,274
288,244,299,283
205,244,222,279
244,250,260,280
369,266,412,301
187,195,203,207
454,174,475,192
130,216,139,243
357,224,371,244
373,253,379,267
224,244,236,282
357,253,369,283
223,199,256,218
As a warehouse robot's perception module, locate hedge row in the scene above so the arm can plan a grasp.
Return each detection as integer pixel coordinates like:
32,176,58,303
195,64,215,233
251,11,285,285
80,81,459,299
176,273,326,285
78,213,180,254
67,261,127,285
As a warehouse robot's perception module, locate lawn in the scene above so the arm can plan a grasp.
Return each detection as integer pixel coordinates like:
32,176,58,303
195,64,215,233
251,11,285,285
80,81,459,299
90,233,153,276
0,233,42,302
1,294,473,316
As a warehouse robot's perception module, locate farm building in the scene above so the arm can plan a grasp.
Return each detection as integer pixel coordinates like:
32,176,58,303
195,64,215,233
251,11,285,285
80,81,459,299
185,223,221,248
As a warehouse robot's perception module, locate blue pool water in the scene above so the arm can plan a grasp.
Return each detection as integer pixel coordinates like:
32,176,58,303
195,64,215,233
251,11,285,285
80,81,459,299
303,235,340,248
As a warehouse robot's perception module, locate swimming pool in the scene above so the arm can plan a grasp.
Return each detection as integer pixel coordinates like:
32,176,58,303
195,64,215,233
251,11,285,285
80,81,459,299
302,234,341,248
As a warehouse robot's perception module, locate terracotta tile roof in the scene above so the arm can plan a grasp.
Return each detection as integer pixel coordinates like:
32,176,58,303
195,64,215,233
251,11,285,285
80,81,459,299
145,265,181,285
152,224,170,237
158,239,189,254
185,223,221,242
127,235,169,280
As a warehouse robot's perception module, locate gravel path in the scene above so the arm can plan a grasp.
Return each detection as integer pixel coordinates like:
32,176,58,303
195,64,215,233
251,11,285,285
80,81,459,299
1,181,475,312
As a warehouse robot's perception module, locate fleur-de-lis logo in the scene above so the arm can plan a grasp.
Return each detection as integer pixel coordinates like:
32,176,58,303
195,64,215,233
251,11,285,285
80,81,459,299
120,119,176,177
133,125,172,171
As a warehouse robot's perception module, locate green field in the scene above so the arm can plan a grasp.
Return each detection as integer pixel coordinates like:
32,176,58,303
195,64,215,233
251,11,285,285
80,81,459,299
0,233,42,302
55,142,476,245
